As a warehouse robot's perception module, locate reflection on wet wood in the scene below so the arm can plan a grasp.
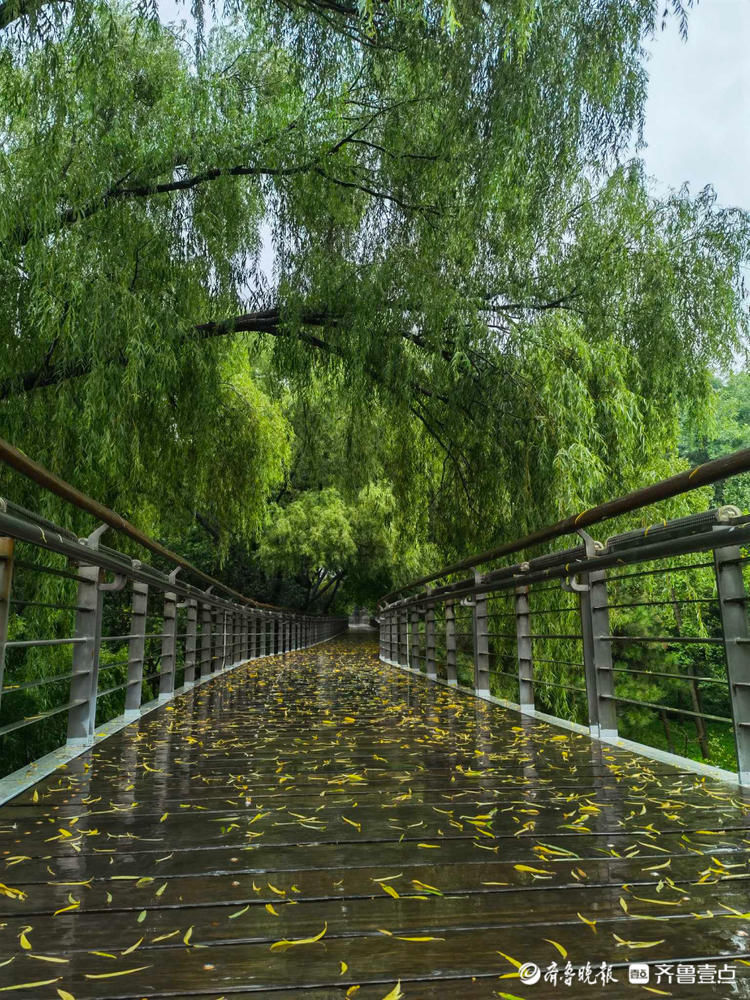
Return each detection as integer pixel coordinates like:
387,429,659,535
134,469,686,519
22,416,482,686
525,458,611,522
1,633,750,998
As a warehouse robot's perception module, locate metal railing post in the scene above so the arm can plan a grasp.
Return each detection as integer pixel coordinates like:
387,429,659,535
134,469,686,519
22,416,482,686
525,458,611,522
184,598,197,686
715,544,750,784
399,605,407,666
201,603,212,677
425,596,437,680
125,580,148,716
221,609,229,669
582,567,617,738
67,564,104,744
473,579,489,696
259,612,266,657
0,537,15,712
241,610,248,662
515,584,534,712
409,608,420,670
230,609,237,665
159,579,178,699
445,600,457,686
249,611,256,659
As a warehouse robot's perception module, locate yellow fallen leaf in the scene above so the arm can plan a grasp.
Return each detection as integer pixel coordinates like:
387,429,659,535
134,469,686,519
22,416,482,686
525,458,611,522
346,988,360,998
339,961,348,974
0,979,62,992
84,966,151,979
379,983,404,1000
417,843,440,849
543,939,567,959
27,955,68,964
497,950,522,969
342,816,362,832
270,922,327,951
381,884,399,899
160,813,168,823
229,905,249,919
19,928,32,951
56,990,76,1000
0,883,27,901
395,935,445,941
265,903,280,917
53,901,80,917
152,930,180,942
513,864,554,877
411,879,442,895
577,912,597,934
613,934,666,949
120,937,143,956
183,926,194,945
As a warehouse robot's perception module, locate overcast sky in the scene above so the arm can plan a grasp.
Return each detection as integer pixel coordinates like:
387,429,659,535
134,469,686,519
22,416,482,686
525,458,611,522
642,1,749,210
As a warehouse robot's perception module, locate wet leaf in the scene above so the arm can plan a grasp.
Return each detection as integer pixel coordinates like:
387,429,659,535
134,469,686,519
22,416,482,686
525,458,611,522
53,902,80,916
613,934,666,949
497,950,522,969
121,937,143,955
0,883,26,901
84,966,151,979
0,979,62,992
395,935,445,942
270,922,327,951
543,938,567,959
379,983,404,1000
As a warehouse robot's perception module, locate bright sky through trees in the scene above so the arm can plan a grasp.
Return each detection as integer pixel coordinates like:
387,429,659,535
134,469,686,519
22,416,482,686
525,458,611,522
642,1,749,211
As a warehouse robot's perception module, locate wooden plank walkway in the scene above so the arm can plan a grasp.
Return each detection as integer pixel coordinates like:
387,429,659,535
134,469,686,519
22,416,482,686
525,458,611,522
2,632,750,998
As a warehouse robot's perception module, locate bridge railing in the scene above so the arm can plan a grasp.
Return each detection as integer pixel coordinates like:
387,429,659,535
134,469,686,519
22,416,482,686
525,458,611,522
378,449,750,786
0,446,346,787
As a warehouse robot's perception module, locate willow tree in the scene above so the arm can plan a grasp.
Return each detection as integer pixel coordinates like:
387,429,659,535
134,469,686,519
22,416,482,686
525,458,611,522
0,0,747,565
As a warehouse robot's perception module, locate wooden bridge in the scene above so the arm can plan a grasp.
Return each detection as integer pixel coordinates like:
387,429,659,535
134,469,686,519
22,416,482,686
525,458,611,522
1,632,749,997
4,445,750,996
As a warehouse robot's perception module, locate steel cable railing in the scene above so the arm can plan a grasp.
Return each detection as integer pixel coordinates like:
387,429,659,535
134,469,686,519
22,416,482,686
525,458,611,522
0,451,346,786
379,461,750,785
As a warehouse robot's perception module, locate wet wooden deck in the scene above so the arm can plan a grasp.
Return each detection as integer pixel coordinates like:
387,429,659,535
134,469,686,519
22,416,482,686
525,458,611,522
2,633,750,998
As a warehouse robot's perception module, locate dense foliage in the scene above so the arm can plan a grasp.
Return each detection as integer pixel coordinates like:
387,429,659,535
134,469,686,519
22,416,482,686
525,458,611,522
1,0,748,609
1,0,750,775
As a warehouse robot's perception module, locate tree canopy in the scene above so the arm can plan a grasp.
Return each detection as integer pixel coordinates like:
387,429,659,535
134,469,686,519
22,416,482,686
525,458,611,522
0,0,748,609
